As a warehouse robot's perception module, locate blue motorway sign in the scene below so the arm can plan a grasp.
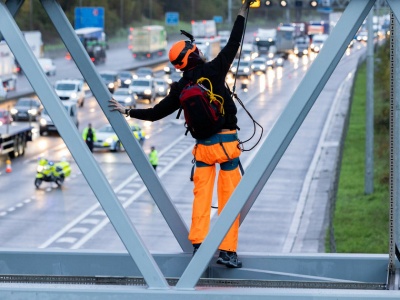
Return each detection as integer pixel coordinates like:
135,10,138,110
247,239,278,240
317,0,333,13
213,16,223,24
75,7,105,29
165,12,179,26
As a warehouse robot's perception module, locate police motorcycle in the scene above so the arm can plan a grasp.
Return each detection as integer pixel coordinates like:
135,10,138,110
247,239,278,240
34,157,71,188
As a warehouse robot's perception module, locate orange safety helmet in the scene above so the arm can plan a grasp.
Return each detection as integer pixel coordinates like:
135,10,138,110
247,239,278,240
169,40,198,70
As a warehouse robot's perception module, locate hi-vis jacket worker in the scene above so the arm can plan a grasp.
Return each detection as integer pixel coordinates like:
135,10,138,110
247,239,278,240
149,146,158,170
82,123,97,153
110,0,255,268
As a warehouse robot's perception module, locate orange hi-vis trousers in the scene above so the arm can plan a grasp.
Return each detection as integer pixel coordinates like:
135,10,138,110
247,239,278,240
188,130,242,252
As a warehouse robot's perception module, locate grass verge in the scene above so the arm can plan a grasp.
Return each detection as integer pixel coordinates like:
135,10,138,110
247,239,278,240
331,62,389,254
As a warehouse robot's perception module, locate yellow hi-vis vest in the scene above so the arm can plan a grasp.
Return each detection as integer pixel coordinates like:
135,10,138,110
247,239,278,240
149,150,158,166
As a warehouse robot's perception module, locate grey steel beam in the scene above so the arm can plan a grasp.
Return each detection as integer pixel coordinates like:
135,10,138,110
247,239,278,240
40,0,191,254
0,0,24,42
4,0,23,16
1,285,398,300
386,0,400,282
0,250,389,283
176,0,375,289
0,0,169,289
364,9,374,195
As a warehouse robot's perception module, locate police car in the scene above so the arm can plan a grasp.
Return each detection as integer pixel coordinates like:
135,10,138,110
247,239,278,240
93,123,145,152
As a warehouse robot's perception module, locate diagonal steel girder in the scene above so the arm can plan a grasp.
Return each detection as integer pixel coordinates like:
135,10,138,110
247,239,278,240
0,0,170,289
175,0,376,289
384,0,400,284
40,0,191,253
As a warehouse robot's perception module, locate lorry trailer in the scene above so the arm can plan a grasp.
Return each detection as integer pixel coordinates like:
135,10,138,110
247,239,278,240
0,123,32,159
128,25,167,59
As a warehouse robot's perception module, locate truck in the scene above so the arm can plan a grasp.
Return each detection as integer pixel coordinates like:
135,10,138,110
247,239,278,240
15,31,44,74
293,35,310,57
23,31,43,59
253,28,276,56
218,30,230,48
241,43,256,61
275,24,295,59
128,25,167,59
0,41,17,93
194,37,221,61
191,20,217,38
73,27,107,64
0,123,32,158
306,21,330,37
310,34,329,53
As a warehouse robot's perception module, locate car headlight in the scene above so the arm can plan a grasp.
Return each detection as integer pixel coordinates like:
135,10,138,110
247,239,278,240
105,137,113,144
231,67,237,72
0,121,3,126
243,67,250,73
260,65,265,70
39,118,47,126
70,92,77,99
108,83,114,89
158,87,165,92
124,79,132,85
277,58,284,64
28,108,38,116
10,108,17,115
144,89,151,95
124,97,132,104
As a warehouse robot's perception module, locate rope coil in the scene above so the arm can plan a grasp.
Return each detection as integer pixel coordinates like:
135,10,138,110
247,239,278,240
197,77,225,116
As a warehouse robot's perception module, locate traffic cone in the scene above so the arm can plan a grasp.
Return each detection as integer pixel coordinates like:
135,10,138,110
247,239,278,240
5,159,12,173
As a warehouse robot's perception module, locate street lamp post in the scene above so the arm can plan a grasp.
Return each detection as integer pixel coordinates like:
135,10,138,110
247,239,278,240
149,0,152,25
120,0,124,27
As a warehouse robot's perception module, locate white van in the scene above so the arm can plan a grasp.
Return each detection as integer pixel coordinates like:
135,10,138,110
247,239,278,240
310,34,329,53
54,79,85,107
39,101,79,135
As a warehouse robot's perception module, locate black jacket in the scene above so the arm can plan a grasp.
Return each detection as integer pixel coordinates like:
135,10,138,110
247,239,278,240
129,15,245,131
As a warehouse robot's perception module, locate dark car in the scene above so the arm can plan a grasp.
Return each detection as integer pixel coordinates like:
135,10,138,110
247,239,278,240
118,71,134,88
10,97,43,121
99,71,120,93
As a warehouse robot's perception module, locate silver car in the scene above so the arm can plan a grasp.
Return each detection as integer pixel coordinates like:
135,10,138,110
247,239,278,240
230,59,251,78
154,78,170,97
112,88,137,108
251,57,267,74
129,78,156,103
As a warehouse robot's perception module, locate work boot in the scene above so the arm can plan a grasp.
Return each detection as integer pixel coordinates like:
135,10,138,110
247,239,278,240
216,250,242,268
192,243,201,256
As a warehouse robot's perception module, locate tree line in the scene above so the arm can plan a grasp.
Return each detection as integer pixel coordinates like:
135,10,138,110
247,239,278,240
14,0,236,43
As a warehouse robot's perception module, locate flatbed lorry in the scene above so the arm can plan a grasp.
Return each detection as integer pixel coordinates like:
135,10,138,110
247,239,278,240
0,123,32,158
